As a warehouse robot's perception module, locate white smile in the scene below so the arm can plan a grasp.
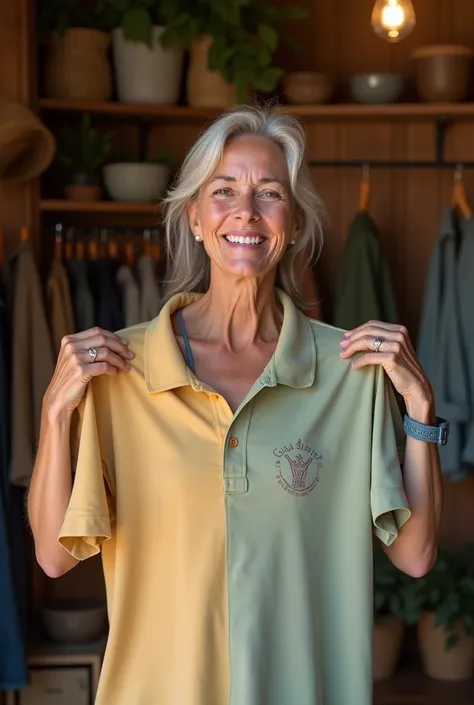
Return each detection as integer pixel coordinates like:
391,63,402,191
225,234,264,245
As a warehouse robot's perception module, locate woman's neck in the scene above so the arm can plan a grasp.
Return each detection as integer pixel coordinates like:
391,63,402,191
184,268,282,351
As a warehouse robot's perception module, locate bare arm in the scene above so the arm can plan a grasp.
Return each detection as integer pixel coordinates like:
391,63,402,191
382,400,443,577
28,328,133,578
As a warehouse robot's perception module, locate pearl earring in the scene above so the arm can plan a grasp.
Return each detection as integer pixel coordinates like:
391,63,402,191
290,238,296,245
195,234,202,242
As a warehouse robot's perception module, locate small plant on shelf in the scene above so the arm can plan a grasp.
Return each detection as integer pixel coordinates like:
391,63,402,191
56,113,112,202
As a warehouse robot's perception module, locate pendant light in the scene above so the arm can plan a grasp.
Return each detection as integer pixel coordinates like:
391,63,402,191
371,0,416,43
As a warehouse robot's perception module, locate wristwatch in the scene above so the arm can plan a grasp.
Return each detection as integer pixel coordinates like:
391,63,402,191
403,414,449,446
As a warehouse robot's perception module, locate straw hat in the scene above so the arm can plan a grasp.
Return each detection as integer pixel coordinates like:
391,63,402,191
0,102,55,182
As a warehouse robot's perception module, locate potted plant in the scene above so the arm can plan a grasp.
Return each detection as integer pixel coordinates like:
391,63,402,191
56,114,112,201
416,545,474,681
103,152,175,203
96,0,185,104
163,0,309,108
372,543,418,680
39,0,112,101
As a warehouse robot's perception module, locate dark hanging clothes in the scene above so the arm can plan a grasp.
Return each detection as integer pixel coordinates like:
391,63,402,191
0,275,29,690
66,259,95,333
457,217,474,471
88,257,125,331
333,211,398,330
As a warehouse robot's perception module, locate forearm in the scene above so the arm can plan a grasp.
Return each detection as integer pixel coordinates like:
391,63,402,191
384,399,443,577
28,403,79,578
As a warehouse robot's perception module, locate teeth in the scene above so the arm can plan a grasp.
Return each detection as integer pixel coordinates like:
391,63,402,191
226,235,264,245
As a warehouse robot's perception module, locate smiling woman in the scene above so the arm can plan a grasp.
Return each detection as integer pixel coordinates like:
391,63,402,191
29,104,443,705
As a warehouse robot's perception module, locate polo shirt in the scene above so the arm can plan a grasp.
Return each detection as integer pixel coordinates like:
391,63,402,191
59,289,411,705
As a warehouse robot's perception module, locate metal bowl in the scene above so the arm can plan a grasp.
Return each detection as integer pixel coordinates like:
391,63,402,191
349,73,404,104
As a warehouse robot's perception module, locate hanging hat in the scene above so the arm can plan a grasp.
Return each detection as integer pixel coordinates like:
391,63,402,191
0,102,55,183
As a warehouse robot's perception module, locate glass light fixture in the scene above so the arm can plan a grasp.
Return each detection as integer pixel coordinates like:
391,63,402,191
371,0,416,43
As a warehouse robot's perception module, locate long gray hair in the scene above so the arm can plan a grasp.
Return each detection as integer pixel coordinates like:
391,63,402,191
161,104,325,308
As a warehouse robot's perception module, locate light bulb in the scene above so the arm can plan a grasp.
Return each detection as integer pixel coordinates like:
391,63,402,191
371,0,416,43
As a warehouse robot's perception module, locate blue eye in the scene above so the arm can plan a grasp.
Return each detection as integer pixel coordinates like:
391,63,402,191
213,188,233,196
260,190,280,199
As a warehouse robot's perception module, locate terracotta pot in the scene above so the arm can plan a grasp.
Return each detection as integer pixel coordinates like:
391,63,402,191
282,72,333,105
64,184,102,202
186,35,237,108
418,612,474,680
45,28,112,101
412,45,473,103
373,618,405,680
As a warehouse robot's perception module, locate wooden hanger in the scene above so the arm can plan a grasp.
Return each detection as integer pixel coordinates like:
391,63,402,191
20,226,29,242
88,238,99,261
452,164,472,219
124,240,135,267
108,239,119,258
0,227,4,267
358,163,370,212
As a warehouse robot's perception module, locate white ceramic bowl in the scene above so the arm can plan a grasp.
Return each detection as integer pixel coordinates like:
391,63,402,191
42,597,107,644
103,163,170,203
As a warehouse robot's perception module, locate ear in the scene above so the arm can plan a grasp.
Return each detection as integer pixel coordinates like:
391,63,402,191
187,200,202,239
290,207,302,244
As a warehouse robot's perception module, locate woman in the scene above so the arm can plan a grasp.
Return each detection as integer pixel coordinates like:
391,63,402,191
28,106,443,705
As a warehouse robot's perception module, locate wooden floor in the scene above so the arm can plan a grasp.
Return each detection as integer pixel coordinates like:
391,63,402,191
374,669,474,704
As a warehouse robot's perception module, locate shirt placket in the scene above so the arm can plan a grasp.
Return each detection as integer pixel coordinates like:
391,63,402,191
222,407,251,494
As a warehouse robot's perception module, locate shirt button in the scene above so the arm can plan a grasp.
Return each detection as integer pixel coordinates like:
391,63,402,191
229,437,239,448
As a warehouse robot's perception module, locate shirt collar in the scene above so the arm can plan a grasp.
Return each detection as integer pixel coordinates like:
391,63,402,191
144,289,316,393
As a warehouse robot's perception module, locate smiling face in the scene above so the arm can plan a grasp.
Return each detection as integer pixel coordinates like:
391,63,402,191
188,135,300,281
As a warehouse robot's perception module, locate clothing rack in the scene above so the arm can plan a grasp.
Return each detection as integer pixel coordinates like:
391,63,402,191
308,116,474,169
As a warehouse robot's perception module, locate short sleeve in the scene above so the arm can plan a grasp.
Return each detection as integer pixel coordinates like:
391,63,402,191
58,384,115,560
371,367,411,546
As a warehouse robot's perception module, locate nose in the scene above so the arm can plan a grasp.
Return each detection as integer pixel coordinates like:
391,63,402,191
235,191,260,223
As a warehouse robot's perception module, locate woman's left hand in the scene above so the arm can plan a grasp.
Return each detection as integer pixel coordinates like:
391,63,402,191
339,320,434,420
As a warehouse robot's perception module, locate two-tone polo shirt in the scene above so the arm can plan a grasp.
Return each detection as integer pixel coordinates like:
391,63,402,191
59,289,411,705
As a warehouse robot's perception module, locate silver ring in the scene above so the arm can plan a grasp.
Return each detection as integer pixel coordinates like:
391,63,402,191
373,336,384,353
88,347,98,363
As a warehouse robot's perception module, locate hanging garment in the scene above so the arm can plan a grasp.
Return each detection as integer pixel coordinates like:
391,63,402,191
7,243,54,486
137,253,162,322
46,260,76,355
333,211,397,330
66,258,95,333
0,276,28,689
88,257,124,332
117,264,141,327
457,217,474,472
418,207,469,480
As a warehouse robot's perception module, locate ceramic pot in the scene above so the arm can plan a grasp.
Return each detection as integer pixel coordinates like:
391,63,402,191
45,28,112,101
112,26,184,104
373,618,405,680
418,612,474,680
412,45,473,102
282,72,333,104
187,35,237,108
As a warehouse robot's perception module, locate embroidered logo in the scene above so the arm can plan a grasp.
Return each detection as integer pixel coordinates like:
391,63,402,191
274,439,323,496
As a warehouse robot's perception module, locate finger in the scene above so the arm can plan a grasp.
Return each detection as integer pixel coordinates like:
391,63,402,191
341,328,406,347
86,361,119,377
351,352,394,370
79,347,132,371
344,321,408,337
65,333,134,360
340,336,402,358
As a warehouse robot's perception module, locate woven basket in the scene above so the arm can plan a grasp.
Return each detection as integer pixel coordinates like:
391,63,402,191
0,102,55,182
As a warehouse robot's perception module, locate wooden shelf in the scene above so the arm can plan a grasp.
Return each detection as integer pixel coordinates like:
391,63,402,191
374,668,474,705
38,98,474,122
40,199,158,214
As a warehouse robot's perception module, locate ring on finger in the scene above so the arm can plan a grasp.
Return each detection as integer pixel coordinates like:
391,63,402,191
373,336,384,353
88,347,98,363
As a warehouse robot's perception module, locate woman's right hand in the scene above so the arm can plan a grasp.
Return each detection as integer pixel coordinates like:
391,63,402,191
44,327,135,417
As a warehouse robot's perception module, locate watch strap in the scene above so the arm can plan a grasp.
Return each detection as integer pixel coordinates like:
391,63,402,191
403,414,449,446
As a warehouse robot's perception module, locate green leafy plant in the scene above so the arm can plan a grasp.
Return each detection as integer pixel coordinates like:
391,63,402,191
38,0,111,43
96,0,309,99
415,545,474,650
56,114,112,183
373,543,419,624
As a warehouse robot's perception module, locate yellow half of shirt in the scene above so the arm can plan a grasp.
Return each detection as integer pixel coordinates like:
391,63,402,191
59,290,410,705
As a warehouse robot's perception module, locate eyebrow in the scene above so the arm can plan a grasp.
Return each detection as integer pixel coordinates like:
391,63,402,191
210,174,286,187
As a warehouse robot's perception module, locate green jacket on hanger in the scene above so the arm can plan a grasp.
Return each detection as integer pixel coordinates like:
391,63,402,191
333,211,397,330
417,207,470,480
458,216,474,472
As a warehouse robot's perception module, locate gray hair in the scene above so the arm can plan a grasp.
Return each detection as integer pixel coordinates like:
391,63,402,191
161,104,325,308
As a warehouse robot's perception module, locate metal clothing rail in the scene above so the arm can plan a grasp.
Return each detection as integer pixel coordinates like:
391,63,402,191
307,116,474,170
